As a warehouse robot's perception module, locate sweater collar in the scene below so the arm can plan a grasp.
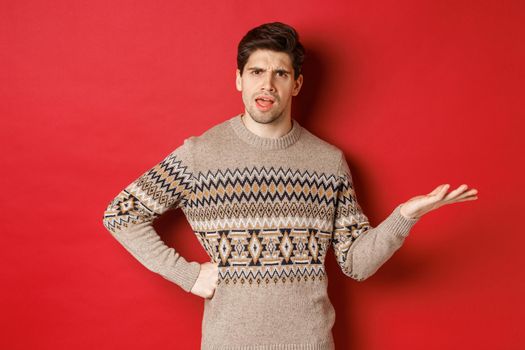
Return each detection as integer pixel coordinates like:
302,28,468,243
229,113,302,150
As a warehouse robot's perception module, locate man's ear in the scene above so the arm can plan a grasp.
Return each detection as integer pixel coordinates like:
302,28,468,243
292,74,303,96
236,69,242,92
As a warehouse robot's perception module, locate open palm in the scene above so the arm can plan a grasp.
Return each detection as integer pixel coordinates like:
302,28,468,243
400,184,478,219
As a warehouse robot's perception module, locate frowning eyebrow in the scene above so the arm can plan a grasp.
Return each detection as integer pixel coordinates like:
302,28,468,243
247,66,291,74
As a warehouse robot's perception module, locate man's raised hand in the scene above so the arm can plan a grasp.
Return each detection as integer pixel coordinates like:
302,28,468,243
399,184,478,219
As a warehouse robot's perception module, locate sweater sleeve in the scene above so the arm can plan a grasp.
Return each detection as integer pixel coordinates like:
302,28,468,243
331,152,420,281
102,139,201,292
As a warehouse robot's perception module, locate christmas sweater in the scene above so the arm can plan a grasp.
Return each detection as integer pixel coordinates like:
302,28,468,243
102,113,420,350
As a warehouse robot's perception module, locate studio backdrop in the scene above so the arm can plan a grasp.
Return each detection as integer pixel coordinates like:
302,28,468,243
1,1,523,349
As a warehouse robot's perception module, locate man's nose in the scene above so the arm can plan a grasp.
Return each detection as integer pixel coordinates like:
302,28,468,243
261,72,276,91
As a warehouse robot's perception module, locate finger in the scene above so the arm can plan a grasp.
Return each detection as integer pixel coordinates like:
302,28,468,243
449,190,478,203
452,195,478,203
435,184,451,200
443,185,465,201
456,188,478,198
443,184,469,201
445,186,477,202
429,184,449,196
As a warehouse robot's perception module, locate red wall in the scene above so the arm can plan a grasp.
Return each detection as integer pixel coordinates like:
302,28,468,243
2,1,523,349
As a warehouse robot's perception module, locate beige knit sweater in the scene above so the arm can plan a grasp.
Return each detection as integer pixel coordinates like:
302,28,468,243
102,113,420,350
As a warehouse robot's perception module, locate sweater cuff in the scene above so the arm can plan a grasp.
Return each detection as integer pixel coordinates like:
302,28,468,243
164,258,201,293
378,204,421,238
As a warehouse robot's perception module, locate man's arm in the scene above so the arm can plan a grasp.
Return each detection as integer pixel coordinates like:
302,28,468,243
102,139,201,292
331,152,420,281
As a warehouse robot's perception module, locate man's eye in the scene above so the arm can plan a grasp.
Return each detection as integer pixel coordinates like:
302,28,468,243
277,72,288,77
252,70,262,75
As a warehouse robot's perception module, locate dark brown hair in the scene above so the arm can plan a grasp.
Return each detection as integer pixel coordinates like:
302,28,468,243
237,22,305,80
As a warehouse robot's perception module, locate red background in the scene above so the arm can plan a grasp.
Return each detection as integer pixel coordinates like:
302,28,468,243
2,1,523,349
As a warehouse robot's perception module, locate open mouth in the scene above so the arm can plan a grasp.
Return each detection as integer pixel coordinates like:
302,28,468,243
255,96,275,111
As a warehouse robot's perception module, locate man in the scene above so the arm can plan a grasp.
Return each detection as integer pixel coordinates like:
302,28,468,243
102,22,478,350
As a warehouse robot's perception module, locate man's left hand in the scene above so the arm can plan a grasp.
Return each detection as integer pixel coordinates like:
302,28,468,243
399,184,478,219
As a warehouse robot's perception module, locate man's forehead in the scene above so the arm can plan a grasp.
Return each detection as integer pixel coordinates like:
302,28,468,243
245,49,293,68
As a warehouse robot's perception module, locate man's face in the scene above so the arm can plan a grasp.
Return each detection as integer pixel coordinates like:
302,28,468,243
236,49,303,124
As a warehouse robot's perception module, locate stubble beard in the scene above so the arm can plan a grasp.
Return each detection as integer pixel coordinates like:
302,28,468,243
244,97,286,125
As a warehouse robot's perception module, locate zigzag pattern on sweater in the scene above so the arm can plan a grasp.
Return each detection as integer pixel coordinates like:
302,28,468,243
103,191,156,233
190,166,339,206
103,155,373,285
184,166,342,232
103,151,193,232
179,165,372,286
218,264,327,286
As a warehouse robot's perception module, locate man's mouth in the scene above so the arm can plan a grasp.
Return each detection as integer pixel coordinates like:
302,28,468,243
255,96,275,111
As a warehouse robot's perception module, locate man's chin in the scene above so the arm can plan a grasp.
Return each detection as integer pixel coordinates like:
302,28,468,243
246,109,282,125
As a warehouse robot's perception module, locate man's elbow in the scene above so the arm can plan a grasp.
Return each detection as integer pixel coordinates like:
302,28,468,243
102,203,117,234
345,264,380,282
347,270,373,282
102,215,111,233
